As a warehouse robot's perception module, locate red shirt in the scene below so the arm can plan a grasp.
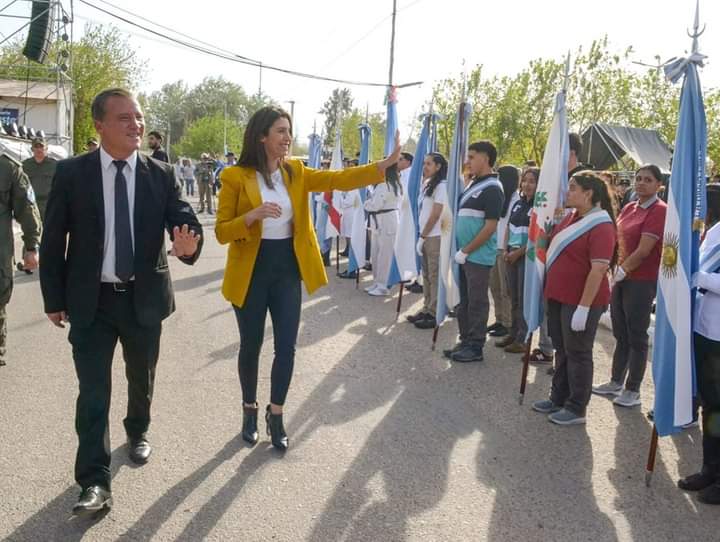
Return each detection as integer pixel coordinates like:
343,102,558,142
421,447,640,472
544,211,617,307
617,196,667,281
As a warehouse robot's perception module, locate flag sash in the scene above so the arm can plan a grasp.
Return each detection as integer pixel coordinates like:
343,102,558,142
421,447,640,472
545,209,612,271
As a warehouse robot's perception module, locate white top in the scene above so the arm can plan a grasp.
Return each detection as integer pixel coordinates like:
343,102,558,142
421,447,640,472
695,222,720,341
99,146,137,283
364,181,400,213
497,190,520,251
257,169,294,239
181,165,195,179
418,179,448,237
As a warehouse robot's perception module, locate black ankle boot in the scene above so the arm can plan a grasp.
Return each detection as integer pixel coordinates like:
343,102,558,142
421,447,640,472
242,404,259,445
678,465,717,491
265,405,288,450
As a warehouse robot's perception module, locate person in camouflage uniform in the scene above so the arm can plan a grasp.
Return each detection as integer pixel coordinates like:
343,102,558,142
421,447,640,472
196,153,215,214
22,138,57,222
0,153,41,366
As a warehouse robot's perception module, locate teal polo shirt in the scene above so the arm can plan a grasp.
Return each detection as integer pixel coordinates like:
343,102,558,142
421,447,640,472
455,175,504,266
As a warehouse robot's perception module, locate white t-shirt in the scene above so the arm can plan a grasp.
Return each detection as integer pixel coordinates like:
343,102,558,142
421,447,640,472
257,170,294,239
695,222,720,341
418,179,448,237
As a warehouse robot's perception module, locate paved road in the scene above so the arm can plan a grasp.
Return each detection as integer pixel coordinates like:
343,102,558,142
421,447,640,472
1,207,718,541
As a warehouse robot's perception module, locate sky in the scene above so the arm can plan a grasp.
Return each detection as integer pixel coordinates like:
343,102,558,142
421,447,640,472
2,0,719,149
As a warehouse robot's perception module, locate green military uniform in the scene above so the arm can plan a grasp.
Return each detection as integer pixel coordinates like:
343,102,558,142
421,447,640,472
0,154,42,366
196,159,215,213
22,156,57,222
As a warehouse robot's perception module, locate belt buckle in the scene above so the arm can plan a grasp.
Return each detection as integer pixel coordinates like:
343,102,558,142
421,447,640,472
113,282,128,292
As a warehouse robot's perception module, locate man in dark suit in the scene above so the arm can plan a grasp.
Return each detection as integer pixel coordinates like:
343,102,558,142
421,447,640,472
147,130,169,163
40,88,203,517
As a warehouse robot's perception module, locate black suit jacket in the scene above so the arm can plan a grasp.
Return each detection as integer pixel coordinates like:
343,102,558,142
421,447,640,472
40,150,203,327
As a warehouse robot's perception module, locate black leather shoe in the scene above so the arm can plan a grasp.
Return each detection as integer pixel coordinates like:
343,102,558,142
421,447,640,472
128,436,152,465
679,467,717,491
406,311,428,323
414,316,437,329
487,322,501,332
443,343,465,359
242,404,259,445
451,346,484,363
488,324,509,337
265,405,288,451
699,482,720,505
72,485,112,517
337,270,358,279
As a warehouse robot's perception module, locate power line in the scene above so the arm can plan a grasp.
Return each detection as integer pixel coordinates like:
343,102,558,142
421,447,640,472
77,0,422,89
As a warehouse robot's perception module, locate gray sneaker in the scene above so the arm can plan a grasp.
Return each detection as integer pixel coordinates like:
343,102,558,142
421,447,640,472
548,409,586,425
592,380,623,396
613,389,641,408
532,399,561,414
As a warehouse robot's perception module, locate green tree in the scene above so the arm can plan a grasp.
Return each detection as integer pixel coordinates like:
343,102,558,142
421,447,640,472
319,88,353,147
172,114,243,159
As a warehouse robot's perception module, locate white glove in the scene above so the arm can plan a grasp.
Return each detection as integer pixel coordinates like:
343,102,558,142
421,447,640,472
416,237,425,257
571,305,590,332
693,271,710,289
454,249,468,265
612,266,626,284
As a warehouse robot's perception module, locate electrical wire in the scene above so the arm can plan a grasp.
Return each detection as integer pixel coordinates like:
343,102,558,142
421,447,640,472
77,0,422,88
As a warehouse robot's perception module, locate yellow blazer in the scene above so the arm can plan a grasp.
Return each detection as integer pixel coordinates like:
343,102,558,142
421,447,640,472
216,159,384,307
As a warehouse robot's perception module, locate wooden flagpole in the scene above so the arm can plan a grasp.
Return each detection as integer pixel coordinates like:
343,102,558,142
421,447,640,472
518,335,533,405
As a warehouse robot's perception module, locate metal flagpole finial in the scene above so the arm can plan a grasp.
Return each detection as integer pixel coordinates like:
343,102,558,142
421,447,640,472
688,0,705,55
460,58,468,102
563,51,571,92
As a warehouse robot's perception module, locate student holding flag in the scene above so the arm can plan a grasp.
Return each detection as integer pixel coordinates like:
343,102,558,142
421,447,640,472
593,165,667,407
532,172,617,425
447,141,505,363
407,152,448,329
496,167,539,354
216,106,401,450
678,184,720,504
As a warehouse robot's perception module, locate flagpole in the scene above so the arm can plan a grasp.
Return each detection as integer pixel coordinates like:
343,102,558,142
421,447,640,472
388,0,397,87
518,334,533,405
645,425,659,486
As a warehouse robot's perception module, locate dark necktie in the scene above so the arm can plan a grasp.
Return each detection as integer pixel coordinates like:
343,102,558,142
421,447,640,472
113,160,134,282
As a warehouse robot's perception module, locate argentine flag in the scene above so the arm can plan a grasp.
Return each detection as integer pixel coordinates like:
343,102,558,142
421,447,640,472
348,123,372,273
436,101,472,325
523,90,569,339
652,53,707,437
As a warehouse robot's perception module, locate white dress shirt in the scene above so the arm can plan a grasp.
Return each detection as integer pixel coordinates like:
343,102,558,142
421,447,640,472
695,222,720,341
100,146,137,283
257,169,294,239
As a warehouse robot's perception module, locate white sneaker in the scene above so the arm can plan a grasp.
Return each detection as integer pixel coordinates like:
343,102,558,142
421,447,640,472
592,381,623,396
364,283,378,293
613,389,641,408
368,286,390,297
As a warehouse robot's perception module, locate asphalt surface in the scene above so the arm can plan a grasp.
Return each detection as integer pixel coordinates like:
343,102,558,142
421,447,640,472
1,203,719,541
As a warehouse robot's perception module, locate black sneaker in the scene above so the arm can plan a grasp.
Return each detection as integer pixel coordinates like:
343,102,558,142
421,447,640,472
337,270,358,279
405,282,423,294
487,322,501,332
488,324,509,337
451,346,484,363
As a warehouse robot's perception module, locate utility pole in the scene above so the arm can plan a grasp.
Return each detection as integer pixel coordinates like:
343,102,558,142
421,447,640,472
388,0,397,86
287,100,295,156
223,101,228,155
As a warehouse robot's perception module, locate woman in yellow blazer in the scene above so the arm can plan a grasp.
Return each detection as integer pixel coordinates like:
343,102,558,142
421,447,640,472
216,106,400,450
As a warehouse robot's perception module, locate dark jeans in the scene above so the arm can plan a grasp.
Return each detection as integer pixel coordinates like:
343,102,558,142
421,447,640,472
505,253,527,344
233,238,301,406
547,300,604,417
695,333,720,468
184,178,194,196
69,284,161,490
610,279,656,392
457,262,492,350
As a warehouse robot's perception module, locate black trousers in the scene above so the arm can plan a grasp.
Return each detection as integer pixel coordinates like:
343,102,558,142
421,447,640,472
547,300,604,417
69,284,161,490
233,239,301,406
695,333,720,468
610,280,656,392
457,262,492,350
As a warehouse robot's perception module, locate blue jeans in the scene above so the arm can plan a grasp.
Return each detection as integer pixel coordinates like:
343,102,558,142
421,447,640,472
233,239,301,406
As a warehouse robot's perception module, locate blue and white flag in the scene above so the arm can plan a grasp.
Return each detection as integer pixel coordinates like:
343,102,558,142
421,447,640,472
348,123,372,273
387,113,432,286
523,91,569,339
652,53,707,437
436,101,472,325
308,132,323,225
